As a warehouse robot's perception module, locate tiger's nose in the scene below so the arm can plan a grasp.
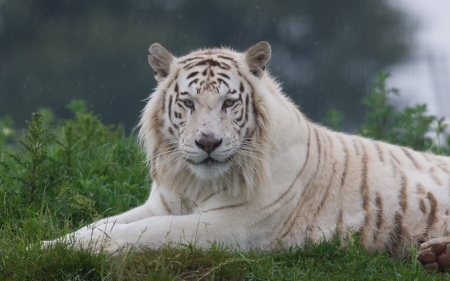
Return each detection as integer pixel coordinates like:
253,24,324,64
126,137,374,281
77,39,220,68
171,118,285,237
195,134,222,154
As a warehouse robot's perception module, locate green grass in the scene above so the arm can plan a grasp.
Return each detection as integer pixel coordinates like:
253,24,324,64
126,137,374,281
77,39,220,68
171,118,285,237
1,73,450,280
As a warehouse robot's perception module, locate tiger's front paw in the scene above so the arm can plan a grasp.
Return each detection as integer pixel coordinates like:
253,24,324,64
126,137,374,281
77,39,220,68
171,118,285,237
418,237,450,271
40,227,123,254
40,234,79,250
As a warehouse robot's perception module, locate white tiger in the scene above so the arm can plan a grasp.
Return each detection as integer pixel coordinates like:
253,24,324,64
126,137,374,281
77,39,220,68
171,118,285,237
44,42,450,271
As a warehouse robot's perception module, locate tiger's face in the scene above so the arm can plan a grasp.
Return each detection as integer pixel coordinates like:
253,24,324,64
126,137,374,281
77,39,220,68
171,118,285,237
143,42,271,181
165,57,257,179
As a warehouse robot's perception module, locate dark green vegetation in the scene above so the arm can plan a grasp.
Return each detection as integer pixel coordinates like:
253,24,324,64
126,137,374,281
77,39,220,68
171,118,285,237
1,74,449,280
322,72,450,155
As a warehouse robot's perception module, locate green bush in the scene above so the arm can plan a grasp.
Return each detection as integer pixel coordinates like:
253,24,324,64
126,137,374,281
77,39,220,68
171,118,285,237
0,101,148,229
323,72,449,155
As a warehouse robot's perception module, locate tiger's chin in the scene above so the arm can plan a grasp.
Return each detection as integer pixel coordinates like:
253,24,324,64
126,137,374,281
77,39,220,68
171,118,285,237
187,157,231,180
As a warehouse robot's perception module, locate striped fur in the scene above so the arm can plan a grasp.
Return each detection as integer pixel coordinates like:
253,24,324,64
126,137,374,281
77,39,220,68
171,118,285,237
44,42,450,258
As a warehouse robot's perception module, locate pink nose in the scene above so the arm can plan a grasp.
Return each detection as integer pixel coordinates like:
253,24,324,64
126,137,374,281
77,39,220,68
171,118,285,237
195,134,222,153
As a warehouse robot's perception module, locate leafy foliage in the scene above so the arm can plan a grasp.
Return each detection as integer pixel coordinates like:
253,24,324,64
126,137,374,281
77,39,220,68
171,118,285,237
0,101,147,228
323,72,449,155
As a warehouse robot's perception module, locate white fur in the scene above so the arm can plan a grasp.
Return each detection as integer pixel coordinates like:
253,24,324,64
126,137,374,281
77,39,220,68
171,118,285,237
44,43,450,258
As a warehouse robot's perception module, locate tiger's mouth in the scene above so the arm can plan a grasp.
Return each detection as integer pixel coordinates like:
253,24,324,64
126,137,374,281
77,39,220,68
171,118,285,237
192,157,224,168
185,155,234,178
199,157,220,165
186,156,230,166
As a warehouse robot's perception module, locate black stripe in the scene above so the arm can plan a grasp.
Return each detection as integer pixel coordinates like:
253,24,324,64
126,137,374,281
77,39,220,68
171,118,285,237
187,71,199,79
168,95,172,120
179,56,205,64
186,59,221,70
236,108,244,124
200,187,228,204
337,135,348,187
402,148,421,170
315,128,321,159
161,91,166,112
206,202,246,212
217,78,229,88
399,172,408,212
388,212,404,254
188,79,198,87
359,143,369,245
374,193,383,242
374,141,384,163
160,193,172,214
218,62,231,70
390,151,401,164
218,55,236,62
424,192,437,236
314,162,336,215
218,73,230,79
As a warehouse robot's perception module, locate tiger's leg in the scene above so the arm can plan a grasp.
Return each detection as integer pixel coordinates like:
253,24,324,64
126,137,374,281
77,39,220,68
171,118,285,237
418,237,450,271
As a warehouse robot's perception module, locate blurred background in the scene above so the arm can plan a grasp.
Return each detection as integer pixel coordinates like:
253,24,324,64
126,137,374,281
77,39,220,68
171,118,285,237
0,0,448,132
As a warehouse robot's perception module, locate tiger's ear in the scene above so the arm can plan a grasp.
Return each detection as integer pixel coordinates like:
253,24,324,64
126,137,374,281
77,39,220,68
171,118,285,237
244,41,271,78
148,43,175,82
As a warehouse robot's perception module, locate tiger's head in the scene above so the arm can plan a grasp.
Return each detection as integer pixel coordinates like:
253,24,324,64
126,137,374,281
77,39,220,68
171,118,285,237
139,42,278,196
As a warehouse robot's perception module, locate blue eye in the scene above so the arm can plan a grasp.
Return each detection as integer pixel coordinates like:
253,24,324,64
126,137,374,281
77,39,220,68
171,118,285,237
224,99,235,107
183,100,194,108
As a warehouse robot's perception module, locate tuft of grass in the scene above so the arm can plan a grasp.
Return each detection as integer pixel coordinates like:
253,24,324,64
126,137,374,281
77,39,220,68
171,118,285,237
1,75,450,279
4,225,450,280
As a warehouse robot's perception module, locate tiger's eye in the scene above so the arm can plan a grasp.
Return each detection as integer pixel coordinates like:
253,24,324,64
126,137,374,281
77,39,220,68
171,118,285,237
184,100,194,108
224,99,235,107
